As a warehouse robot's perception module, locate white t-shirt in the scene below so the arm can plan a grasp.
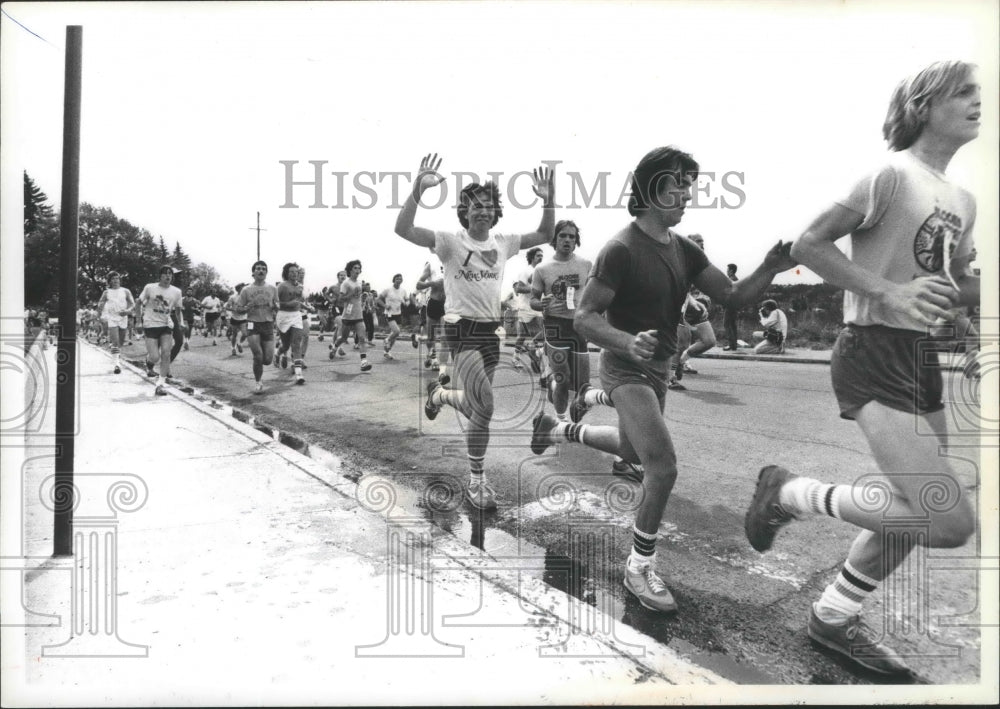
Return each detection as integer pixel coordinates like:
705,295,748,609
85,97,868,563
139,284,182,328
835,150,976,331
102,287,132,319
201,295,221,314
760,309,788,338
433,229,522,322
380,286,409,316
513,264,539,315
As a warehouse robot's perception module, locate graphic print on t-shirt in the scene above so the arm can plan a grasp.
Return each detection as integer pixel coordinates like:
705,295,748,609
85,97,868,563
913,206,962,273
457,248,502,281
550,273,582,299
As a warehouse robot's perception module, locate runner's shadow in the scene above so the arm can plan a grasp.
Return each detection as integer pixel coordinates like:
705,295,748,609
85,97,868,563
674,389,744,406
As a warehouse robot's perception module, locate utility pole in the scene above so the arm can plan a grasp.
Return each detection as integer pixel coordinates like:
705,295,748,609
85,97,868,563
248,211,267,260
54,25,83,557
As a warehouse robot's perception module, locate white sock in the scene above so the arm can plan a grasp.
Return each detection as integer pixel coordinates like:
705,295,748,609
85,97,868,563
779,477,843,518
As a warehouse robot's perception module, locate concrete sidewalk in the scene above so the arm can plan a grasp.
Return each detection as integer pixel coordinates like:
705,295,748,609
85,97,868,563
2,340,740,707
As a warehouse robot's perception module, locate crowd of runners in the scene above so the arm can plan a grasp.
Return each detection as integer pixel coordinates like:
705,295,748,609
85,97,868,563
81,60,982,678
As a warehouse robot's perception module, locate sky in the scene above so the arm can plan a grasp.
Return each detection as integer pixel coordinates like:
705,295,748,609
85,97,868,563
2,0,998,303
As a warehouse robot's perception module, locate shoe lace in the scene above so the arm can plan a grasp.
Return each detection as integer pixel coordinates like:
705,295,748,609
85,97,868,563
767,502,793,526
642,567,667,593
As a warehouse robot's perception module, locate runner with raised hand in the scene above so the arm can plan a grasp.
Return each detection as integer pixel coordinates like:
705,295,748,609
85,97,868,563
394,153,555,510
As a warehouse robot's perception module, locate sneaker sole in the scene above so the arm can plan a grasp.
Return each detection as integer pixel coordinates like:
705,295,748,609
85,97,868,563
530,415,554,455
744,465,794,552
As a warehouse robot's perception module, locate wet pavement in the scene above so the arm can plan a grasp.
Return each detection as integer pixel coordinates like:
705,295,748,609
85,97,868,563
103,330,991,688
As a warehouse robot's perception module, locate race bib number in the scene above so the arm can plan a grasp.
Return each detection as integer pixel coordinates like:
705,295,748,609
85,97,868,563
566,286,576,310
247,322,254,331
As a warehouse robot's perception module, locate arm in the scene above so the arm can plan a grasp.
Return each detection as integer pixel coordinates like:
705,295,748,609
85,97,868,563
574,279,658,363
950,253,980,308
529,271,550,312
695,240,796,308
517,165,556,249
790,203,957,325
96,290,109,313
393,154,444,249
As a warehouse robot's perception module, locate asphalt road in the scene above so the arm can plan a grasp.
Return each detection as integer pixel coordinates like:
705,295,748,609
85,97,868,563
121,330,984,685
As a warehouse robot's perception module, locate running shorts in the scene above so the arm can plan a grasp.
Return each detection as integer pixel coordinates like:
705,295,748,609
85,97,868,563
441,318,501,378
247,320,275,342
143,326,173,341
831,324,944,420
599,349,670,409
276,310,303,333
205,312,220,324
427,299,445,321
544,317,588,354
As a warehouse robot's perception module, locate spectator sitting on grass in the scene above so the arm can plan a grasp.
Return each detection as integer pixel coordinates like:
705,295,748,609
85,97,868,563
754,299,787,354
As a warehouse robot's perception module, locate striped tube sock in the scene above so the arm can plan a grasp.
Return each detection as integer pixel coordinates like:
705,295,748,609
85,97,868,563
779,477,843,519
815,560,877,622
628,526,659,569
584,387,613,407
552,422,588,444
111,346,120,365
468,455,485,484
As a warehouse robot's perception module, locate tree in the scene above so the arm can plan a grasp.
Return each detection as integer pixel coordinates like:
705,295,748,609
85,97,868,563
23,173,60,306
172,242,193,275
77,203,161,303
186,262,231,300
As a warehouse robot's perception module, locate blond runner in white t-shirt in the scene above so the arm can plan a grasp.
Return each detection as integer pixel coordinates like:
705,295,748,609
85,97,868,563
393,154,555,511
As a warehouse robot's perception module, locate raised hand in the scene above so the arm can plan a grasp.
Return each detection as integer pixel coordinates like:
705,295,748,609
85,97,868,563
879,276,958,327
763,240,797,274
415,153,446,194
532,165,555,204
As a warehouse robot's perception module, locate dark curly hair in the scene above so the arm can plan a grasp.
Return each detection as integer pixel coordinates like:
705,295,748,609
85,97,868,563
457,182,503,229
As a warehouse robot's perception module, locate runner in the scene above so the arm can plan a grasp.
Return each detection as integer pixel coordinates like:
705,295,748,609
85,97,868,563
95,271,135,374
415,261,447,372
325,270,348,357
180,293,201,351
394,153,555,510
201,292,223,345
529,146,794,612
235,260,279,394
377,274,410,360
136,265,183,396
225,283,248,356
529,220,592,421
675,234,717,377
297,266,315,364
361,282,376,346
512,247,545,372
744,60,980,675
275,262,307,384
331,260,372,371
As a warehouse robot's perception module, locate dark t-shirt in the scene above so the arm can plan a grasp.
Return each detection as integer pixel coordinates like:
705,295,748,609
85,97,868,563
590,222,710,360
182,296,201,321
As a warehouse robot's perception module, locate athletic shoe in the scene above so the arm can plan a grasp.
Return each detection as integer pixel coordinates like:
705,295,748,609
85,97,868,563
183,341,189,351
530,413,557,455
339,347,348,357
165,375,178,384
569,383,592,423
236,342,243,354
384,351,394,360
424,379,442,420
113,365,121,374
329,349,336,360
253,381,264,395
301,363,308,369
744,464,797,552
353,344,359,350
527,349,542,374
438,373,450,387
424,357,432,369
667,379,686,391
154,385,167,397
682,362,697,374
511,354,524,371
722,346,735,351
146,365,157,377
624,563,677,613
231,346,237,356
466,479,498,510
612,459,644,483
318,335,325,342
360,359,372,372
807,605,909,675
295,374,305,385
280,354,289,369
411,333,418,348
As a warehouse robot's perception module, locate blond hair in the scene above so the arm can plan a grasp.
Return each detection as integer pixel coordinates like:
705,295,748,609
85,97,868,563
883,61,975,151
